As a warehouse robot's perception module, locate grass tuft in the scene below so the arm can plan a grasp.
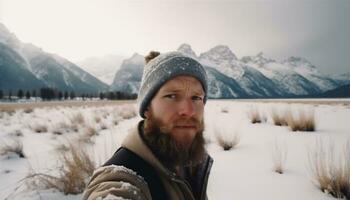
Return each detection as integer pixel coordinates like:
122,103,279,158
248,108,264,124
287,109,315,132
26,143,95,194
270,108,316,132
23,108,34,114
308,139,350,199
119,106,137,120
70,113,85,125
85,126,98,137
0,138,25,158
10,130,23,137
214,128,240,151
31,124,48,133
221,107,229,113
271,109,289,126
271,139,287,174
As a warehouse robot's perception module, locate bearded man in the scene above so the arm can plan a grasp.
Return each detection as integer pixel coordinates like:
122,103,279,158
83,51,213,200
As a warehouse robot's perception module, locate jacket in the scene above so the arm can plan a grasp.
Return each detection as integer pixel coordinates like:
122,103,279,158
83,122,213,200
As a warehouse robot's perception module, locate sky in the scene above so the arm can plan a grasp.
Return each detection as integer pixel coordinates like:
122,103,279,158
0,0,349,75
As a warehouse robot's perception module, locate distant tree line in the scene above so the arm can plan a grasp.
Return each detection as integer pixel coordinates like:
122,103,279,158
0,88,137,101
99,91,137,100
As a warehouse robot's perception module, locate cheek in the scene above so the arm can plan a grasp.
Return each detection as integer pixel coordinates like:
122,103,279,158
154,104,177,120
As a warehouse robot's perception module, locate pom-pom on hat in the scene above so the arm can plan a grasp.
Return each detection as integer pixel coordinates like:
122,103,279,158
138,51,208,118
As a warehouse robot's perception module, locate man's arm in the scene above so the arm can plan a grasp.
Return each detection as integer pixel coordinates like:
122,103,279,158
83,165,152,200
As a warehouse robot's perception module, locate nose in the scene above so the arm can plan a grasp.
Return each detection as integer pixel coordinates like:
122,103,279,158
178,99,196,117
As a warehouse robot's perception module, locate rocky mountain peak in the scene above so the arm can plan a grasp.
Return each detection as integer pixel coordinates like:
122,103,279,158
283,56,315,68
177,43,197,58
241,52,275,66
126,53,145,65
0,23,20,48
199,45,237,65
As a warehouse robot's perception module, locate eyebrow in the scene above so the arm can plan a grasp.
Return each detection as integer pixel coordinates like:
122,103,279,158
162,88,204,96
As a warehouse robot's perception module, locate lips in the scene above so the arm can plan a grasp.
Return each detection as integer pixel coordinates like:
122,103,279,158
174,125,196,129
173,118,199,129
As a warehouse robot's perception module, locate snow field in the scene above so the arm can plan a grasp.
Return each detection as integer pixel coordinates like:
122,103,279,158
0,99,349,199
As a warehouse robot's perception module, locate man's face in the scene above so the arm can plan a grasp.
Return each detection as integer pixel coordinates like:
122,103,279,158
144,75,205,147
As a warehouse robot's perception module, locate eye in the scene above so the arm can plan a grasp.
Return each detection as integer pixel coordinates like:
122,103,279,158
164,94,177,99
192,96,203,101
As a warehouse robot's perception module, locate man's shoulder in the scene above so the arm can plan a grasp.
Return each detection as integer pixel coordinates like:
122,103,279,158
102,147,168,200
83,164,151,200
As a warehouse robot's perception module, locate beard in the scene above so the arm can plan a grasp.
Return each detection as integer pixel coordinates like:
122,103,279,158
142,115,206,170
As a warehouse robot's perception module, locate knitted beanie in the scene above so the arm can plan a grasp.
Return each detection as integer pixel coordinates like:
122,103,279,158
138,51,208,118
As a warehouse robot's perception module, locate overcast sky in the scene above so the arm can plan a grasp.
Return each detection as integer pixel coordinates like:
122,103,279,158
0,0,349,75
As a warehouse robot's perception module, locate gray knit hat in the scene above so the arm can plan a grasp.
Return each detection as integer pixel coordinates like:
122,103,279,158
138,51,208,118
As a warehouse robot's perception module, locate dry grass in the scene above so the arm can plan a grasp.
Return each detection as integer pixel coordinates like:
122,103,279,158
308,140,350,199
221,107,229,113
287,109,315,132
271,109,289,126
85,126,98,137
1,109,15,116
271,139,287,174
76,126,98,144
0,138,25,158
10,129,23,137
270,108,316,132
71,123,79,132
0,100,135,111
51,121,78,135
94,115,101,123
26,143,95,194
248,108,264,124
112,110,121,125
214,128,240,151
54,122,69,135
100,123,108,130
118,106,137,120
23,108,34,114
70,113,85,125
31,124,48,133
55,143,69,153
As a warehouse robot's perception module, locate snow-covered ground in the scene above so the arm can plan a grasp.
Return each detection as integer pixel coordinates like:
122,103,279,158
0,99,349,200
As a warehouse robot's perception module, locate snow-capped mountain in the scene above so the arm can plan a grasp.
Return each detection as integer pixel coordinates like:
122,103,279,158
282,57,339,92
0,23,108,93
0,23,21,49
109,53,144,94
110,44,348,98
77,55,126,85
177,43,198,59
0,43,46,91
199,46,281,97
241,53,340,95
179,44,248,98
241,52,275,67
199,45,238,65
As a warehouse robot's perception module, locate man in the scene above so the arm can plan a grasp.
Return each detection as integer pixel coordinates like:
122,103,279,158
83,51,213,200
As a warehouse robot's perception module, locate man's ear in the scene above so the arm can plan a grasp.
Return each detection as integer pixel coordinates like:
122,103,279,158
144,107,150,118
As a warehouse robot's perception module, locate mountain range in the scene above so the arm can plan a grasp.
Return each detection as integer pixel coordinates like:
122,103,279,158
113,43,350,98
0,23,108,94
1,23,349,98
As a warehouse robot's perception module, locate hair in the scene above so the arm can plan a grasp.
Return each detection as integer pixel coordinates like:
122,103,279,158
145,51,160,64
